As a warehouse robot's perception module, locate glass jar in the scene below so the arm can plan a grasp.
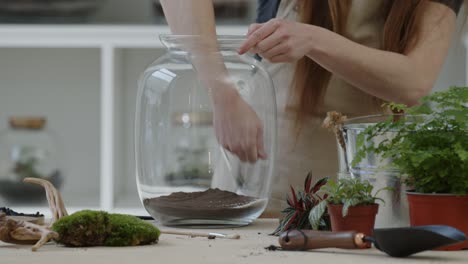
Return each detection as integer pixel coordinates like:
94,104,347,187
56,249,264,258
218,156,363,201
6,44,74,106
0,117,63,204
135,35,276,227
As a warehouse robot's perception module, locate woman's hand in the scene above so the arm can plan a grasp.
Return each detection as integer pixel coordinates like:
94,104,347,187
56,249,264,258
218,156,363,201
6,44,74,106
211,83,267,163
238,18,315,63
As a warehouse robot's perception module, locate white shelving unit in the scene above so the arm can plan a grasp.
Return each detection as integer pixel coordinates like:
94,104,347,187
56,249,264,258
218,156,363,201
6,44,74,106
0,25,246,217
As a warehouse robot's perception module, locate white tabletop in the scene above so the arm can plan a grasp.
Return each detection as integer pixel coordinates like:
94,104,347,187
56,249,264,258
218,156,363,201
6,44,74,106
1,219,467,264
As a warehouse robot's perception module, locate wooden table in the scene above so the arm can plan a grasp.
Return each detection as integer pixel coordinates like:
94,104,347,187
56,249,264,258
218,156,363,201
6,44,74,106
1,219,467,264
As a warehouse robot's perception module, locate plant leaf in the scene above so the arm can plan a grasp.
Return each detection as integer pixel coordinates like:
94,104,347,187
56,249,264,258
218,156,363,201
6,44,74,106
304,172,313,193
312,177,329,193
290,186,298,207
309,200,328,230
342,198,358,217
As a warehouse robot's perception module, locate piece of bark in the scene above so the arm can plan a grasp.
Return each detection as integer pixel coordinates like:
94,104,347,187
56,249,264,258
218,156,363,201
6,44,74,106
0,177,66,251
322,111,347,152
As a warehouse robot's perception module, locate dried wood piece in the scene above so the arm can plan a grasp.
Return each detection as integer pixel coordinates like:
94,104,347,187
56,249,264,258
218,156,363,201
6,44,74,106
0,177,66,251
23,177,68,224
322,111,347,151
0,212,59,251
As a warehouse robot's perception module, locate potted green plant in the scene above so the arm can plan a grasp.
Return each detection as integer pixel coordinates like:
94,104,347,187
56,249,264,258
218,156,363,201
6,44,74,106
352,86,468,250
309,177,387,242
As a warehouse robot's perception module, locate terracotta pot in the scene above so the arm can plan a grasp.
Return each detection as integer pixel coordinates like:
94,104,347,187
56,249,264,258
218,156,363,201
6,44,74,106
407,192,468,251
327,203,379,245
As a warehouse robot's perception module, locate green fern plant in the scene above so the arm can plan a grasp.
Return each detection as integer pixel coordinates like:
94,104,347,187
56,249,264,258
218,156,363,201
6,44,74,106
309,178,389,230
352,87,468,194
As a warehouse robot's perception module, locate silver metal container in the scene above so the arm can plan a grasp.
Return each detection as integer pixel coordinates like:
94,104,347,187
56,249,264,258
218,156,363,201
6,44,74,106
337,115,409,228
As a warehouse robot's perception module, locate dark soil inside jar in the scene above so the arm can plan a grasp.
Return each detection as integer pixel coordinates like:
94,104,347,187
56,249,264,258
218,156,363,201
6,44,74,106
144,188,265,219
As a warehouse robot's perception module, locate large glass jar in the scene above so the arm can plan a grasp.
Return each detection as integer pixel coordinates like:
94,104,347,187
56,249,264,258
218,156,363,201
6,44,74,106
0,117,63,205
135,35,276,227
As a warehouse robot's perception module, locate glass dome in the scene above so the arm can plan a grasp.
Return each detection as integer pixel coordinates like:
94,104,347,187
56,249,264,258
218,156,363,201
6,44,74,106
135,35,277,227
0,117,63,205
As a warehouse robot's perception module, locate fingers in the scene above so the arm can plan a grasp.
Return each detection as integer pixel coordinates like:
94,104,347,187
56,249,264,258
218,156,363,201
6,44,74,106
214,96,268,163
222,137,253,163
242,123,266,163
222,133,264,163
258,43,289,61
226,145,254,163
257,125,268,160
245,143,258,163
247,23,262,37
253,31,285,54
235,132,259,163
269,54,290,63
239,20,281,54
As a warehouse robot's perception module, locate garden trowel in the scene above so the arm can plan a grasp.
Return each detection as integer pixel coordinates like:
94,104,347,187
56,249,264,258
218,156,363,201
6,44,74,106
278,225,466,258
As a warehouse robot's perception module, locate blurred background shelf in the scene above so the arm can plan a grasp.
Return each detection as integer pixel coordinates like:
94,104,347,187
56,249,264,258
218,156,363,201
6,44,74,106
0,0,255,25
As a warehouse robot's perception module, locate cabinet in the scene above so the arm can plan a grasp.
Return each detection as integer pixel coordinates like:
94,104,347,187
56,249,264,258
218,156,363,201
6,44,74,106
0,25,245,216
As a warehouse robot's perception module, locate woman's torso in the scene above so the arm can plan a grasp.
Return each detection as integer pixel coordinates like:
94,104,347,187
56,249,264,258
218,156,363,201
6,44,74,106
263,0,387,216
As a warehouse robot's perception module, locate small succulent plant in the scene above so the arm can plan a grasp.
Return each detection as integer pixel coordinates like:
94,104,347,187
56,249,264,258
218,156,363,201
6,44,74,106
309,178,389,230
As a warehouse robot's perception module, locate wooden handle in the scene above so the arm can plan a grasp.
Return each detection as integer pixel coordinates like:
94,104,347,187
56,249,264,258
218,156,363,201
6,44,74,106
278,230,367,250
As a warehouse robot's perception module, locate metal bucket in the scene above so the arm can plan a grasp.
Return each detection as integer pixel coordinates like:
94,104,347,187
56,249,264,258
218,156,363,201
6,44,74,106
337,114,409,228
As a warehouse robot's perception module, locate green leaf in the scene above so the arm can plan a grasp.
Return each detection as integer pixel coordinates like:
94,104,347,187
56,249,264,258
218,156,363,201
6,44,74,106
454,143,468,161
309,200,328,230
407,103,431,115
342,199,353,217
383,102,408,112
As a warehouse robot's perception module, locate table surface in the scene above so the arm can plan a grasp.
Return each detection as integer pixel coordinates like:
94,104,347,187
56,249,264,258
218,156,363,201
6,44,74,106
1,219,467,264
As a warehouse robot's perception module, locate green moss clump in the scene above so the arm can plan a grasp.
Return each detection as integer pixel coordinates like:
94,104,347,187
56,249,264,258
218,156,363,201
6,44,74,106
52,210,160,247
105,213,160,246
52,210,109,246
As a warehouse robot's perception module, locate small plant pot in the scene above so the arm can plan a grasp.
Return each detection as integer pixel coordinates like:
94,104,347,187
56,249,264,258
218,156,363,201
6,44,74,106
407,192,468,251
327,204,379,248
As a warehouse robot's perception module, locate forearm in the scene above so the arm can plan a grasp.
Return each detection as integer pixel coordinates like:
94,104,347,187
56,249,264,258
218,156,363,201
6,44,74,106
160,0,234,101
160,0,216,37
306,26,443,106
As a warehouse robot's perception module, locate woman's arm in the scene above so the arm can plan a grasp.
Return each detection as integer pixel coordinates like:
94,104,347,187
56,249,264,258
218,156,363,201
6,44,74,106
160,0,224,93
160,0,267,162
239,2,457,106
160,0,216,36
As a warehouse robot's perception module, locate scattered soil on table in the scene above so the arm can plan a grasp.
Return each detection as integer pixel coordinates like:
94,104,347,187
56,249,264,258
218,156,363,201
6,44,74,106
265,245,281,251
144,188,265,219
0,207,43,217
0,207,45,224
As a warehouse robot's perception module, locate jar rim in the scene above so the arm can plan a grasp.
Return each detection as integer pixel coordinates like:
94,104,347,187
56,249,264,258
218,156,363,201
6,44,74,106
342,114,430,126
159,34,246,51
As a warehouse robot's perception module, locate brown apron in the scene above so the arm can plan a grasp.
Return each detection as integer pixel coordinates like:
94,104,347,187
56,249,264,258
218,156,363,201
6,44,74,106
263,0,386,217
